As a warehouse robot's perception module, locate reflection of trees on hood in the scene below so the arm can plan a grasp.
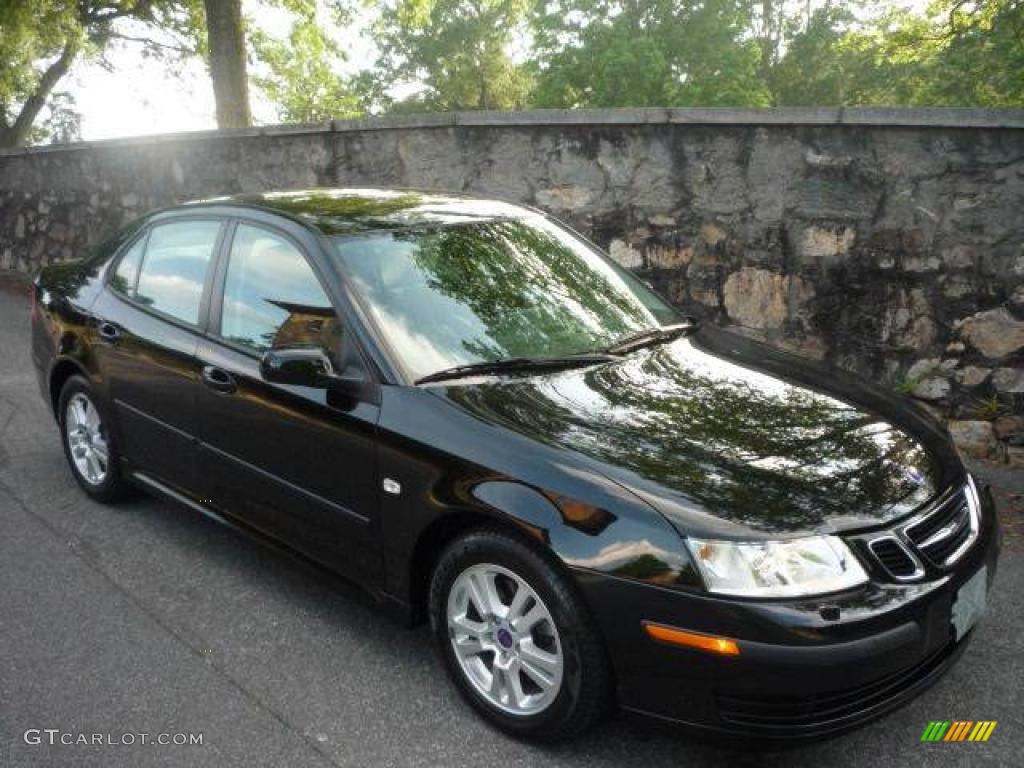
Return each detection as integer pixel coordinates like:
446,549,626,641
401,220,653,361
446,340,937,534
588,351,928,530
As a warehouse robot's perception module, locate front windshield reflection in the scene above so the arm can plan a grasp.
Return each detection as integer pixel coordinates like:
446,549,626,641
332,216,679,381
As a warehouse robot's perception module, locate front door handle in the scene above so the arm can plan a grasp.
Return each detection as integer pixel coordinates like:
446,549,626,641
97,321,120,343
201,365,237,394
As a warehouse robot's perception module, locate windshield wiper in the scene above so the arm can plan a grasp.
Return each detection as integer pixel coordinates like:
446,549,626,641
604,321,696,356
415,353,617,385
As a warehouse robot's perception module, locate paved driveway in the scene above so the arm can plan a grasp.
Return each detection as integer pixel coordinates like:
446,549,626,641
0,276,1020,767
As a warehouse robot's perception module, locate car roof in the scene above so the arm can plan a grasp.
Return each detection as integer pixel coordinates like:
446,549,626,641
182,188,535,236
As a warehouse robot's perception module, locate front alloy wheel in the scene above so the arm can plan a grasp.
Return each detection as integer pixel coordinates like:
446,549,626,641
446,563,564,716
429,528,612,741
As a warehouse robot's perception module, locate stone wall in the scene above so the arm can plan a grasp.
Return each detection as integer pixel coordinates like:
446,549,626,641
2,108,1023,460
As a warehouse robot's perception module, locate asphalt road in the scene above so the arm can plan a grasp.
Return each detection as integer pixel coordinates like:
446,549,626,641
1,276,1021,768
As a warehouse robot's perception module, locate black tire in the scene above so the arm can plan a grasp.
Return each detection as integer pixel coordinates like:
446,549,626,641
429,527,613,741
58,375,127,503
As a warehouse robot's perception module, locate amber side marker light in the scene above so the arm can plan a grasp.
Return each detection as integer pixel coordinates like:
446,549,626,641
642,622,741,656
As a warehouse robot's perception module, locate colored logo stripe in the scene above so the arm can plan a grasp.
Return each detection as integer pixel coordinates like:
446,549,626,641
920,721,996,742
969,721,997,742
945,721,972,741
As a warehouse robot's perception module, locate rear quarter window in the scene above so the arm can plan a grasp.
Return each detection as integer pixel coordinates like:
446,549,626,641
110,236,145,296
131,221,221,325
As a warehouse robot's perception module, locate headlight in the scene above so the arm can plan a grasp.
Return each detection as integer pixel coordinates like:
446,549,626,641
685,535,868,598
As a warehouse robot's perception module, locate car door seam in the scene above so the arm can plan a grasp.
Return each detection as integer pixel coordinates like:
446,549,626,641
199,441,371,526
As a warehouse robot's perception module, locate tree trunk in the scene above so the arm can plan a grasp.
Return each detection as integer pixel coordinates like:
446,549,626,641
0,41,78,148
758,0,776,83
757,0,784,101
203,0,251,129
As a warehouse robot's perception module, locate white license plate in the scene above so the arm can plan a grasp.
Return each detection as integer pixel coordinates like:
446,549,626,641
951,565,987,642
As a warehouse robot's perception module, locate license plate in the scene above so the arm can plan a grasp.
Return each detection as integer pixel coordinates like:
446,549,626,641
951,565,987,642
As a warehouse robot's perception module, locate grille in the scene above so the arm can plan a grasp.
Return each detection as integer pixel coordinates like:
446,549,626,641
904,487,975,568
868,537,920,579
716,642,955,733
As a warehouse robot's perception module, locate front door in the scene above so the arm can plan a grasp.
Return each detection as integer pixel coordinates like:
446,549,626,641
195,221,381,579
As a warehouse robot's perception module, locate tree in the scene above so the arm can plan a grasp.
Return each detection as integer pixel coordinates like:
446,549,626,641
529,0,770,108
770,0,1024,108
1,0,84,147
0,0,201,147
0,0,360,144
909,0,1024,107
28,91,83,144
751,0,785,87
770,0,1024,109
769,5,878,106
373,0,533,111
202,0,251,127
249,0,363,122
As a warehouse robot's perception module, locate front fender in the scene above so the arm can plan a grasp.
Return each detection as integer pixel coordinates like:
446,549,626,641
375,385,703,617
469,479,699,588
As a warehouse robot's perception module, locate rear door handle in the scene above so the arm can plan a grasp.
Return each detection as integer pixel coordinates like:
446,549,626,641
201,365,237,394
97,321,120,343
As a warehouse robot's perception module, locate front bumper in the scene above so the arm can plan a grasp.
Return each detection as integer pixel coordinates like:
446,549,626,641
575,485,1001,739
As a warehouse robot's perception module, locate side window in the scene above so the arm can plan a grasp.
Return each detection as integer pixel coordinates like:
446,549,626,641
135,221,221,325
110,235,146,296
220,224,339,357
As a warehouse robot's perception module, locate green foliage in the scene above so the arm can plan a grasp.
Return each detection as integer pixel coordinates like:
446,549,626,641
372,0,534,111
27,91,82,144
367,0,1022,115
905,0,1024,107
249,1,363,122
4,0,1023,145
0,2,77,102
0,1,86,146
527,0,1023,110
529,0,770,108
769,5,871,106
894,376,919,396
972,395,1008,421
771,0,1024,107
0,0,203,147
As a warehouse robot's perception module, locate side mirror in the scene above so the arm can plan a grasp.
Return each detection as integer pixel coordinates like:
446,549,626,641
260,347,333,388
260,346,379,405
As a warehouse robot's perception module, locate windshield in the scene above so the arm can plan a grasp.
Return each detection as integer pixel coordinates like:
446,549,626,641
331,215,679,382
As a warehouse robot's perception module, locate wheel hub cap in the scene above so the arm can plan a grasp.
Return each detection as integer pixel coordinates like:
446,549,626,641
496,627,514,649
446,563,564,716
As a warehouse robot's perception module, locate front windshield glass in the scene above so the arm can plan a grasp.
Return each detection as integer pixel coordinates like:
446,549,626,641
331,214,679,382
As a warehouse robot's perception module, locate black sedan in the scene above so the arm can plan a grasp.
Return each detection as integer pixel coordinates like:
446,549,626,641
30,188,999,741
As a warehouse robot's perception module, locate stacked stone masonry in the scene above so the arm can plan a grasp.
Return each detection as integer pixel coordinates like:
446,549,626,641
1,108,1022,461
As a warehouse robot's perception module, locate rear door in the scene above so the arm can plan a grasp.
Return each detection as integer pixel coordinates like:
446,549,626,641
91,218,224,495
195,218,382,579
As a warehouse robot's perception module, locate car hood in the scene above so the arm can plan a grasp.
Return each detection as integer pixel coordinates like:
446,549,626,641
429,325,962,539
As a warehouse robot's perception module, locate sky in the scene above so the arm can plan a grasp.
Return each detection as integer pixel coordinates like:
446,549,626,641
62,0,935,143
65,1,376,141
69,50,218,140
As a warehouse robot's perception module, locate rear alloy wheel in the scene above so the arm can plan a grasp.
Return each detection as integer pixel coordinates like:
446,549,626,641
430,529,612,741
66,392,110,486
58,376,127,502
